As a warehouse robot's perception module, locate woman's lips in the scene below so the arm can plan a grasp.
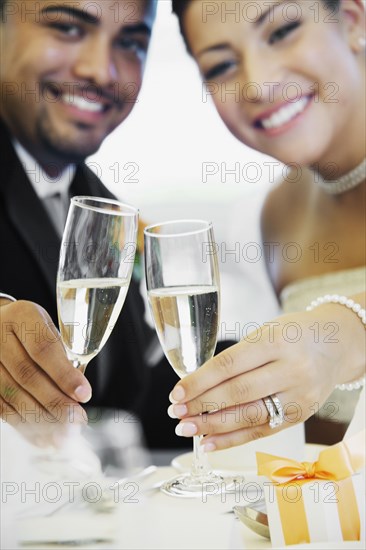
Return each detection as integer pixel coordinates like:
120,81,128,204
254,94,314,135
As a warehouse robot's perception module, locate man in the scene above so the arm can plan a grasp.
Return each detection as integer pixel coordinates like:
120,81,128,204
0,0,158,446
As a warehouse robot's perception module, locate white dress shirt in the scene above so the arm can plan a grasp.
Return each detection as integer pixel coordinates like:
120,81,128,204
13,140,76,237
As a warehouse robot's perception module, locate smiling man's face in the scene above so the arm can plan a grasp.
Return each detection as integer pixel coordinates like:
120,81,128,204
0,0,155,170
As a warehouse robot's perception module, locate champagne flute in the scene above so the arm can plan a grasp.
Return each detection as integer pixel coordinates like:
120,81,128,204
32,197,137,477
144,220,244,497
57,196,138,374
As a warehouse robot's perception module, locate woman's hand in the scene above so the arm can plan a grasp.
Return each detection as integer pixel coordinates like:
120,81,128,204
0,299,92,447
167,305,365,451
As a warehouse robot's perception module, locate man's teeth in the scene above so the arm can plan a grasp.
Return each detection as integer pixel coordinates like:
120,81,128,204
61,93,104,113
261,96,309,130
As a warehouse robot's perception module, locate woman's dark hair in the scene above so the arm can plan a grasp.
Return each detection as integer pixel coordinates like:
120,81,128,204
171,0,190,46
172,0,341,49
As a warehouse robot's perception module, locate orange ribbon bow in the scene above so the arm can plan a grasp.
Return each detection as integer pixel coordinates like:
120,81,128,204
257,430,365,483
256,430,365,545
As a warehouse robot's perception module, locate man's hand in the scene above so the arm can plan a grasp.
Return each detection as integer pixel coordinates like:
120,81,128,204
0,299,92,446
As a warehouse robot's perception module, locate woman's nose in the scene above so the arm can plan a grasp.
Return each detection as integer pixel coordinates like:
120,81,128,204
242,48,284,103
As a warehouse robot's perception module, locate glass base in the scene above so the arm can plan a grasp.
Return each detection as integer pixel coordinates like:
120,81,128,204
160,471,246,498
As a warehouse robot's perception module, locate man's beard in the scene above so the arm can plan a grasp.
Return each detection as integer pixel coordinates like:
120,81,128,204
36,112,105,167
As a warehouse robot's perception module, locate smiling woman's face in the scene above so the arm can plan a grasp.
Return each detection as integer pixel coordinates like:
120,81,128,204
183,0,365,168
0,0,155,167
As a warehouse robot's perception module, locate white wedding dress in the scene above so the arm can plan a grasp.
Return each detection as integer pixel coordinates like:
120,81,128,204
280,266,366,437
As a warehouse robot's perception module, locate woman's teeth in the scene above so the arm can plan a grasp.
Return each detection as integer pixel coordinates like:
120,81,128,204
61,93,104,113
260,96,310,130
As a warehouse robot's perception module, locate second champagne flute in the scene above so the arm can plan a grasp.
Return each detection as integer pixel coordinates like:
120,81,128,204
144,220,243,497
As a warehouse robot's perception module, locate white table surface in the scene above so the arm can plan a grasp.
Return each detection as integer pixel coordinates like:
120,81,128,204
9,464,365,550
9,465,269,550
2,403,364,550
0,425,299,550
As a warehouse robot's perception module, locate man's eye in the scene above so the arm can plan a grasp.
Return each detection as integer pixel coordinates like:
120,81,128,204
203,61,236,80
117,37,148,55
269,21,300,45
50,23,82,38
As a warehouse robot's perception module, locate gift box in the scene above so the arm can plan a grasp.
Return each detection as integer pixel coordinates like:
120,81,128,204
256,430,365,547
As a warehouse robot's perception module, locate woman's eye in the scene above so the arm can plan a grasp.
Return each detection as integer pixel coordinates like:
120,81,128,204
269,21,300,45
50,23,82,38
203,60,236,80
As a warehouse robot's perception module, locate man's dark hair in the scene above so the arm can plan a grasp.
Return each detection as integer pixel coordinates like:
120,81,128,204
1,0,158,22
0,0,6,20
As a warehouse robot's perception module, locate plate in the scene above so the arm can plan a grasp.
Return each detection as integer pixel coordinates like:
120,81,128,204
172,443,326,477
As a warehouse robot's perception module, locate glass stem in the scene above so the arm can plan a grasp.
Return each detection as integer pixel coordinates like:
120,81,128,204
191,435,211,478
72,360,88,375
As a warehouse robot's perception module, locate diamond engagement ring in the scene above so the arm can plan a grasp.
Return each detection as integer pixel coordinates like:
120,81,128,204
263,394,284,429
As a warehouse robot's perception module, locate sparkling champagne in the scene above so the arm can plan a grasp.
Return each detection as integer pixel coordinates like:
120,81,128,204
57,278,129,364
148,285,219,378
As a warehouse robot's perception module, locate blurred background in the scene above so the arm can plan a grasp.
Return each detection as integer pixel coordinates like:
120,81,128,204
89,1,281,333
88,1,284,452
0,3,296,492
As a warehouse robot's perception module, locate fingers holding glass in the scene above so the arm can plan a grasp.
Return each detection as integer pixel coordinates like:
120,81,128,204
0,366,87,448
168,358,292,419
169,330,277,405
172,392,306,452
1,300,92,403
0,301,89,446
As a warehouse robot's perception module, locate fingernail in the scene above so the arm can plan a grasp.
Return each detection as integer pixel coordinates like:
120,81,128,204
167,404,187,419
74,384,92,403
169,385,185,403
175,422,197,437
202,441,216,453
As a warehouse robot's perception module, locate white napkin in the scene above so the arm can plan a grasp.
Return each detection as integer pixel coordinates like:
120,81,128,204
0,422,119,546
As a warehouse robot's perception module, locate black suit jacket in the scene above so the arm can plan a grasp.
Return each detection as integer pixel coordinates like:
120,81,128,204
0,119,152,412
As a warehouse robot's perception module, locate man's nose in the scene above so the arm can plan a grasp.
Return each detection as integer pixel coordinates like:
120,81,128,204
72,36,118,87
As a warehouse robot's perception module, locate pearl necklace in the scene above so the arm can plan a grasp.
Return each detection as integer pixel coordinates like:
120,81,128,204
316,157,366,195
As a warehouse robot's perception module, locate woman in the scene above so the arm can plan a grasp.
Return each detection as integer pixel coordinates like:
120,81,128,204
168,0,366,447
